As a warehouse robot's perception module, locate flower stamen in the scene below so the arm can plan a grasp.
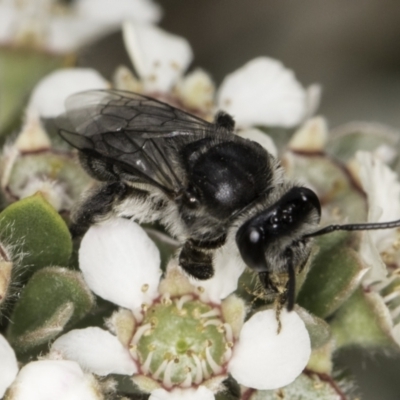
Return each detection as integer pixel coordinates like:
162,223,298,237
382,288,400,304
163,359,175,388
223,341,234,362
153,359,168,380
203,319,222,327
161,293,172,305
142,349,154,375
190,353,203,384
205,343,223,374
175,294,193,310
180,367,192,388
201,358,211,379
200,309,221,318
131,323,152,345
223,323,233,342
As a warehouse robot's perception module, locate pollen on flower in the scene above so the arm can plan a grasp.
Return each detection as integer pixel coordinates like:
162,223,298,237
393,238,400,250
131,294,234,389
161,293,172,305
141,284,150,292
170,61,181,71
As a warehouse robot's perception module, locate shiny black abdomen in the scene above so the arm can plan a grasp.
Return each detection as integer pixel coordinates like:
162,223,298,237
181,137,273,220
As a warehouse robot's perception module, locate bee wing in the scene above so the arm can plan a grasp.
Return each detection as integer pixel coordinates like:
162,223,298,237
58,89,215,195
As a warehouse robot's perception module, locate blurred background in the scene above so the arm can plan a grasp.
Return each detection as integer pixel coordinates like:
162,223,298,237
83,0,400,130
2,0,400,398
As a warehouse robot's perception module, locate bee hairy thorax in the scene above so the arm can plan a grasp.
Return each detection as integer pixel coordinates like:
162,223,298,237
176,136,276,241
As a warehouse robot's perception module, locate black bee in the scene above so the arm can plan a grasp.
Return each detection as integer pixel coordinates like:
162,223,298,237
58,89,400,310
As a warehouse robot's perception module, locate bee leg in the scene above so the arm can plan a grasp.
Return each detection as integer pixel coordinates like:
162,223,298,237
178,241,214,280
70,182,146,237
259,271,287,333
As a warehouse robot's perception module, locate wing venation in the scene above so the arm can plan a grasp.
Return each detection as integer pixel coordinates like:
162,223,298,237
58,90,217,195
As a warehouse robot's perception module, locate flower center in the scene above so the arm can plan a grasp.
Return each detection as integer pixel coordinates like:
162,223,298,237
129,294,233,388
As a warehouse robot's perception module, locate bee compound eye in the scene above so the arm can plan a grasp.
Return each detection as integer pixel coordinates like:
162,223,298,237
299,187,321,217
236,226,268,273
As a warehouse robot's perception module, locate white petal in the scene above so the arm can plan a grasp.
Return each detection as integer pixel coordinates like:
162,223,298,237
79,218,161,310
229,309,311,390
0,334,18,397
357,151,400,238
0,2,17,44
217,57,306,128
76,0,162,24
359,231,387,286
237,128,278,157
47,17,110,54
188,240,246,303
150,386,215,400
373,144,398,165
304,83,322,120
8,360,101,400
27,68,109,117
51,327,137,376
123,22,193,92
15,110,51,152
175,68,215,112
393,322,400,346
288,117,328,153
356,151,400,283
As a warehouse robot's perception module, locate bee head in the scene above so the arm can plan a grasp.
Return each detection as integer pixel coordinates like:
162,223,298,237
235,187,321,275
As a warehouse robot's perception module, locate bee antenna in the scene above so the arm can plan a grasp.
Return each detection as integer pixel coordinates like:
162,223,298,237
304,218,400,238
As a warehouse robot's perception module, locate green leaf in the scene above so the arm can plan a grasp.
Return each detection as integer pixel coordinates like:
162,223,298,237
297,232,365,318
0,193,72,275
296,306,331,350
0,48,69,137
307,340,335,375
330,287,395,349
8,267,94,353
283,151,367,223
326,122,400,164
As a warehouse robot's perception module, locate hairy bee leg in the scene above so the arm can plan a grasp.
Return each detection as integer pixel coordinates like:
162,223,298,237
274,297,285,334
70,182,147,237
178,241,214,280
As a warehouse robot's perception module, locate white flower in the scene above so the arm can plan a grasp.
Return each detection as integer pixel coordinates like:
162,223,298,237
228,309,311,390
0,334,18,397
149,386,215,400
217,57,308,128
356,151,400,283
355,151,400,344
27,68,109,118
0,0,162,53
49,218,311,398
121,21,317,129
5,359,102,400
123,21,193,93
